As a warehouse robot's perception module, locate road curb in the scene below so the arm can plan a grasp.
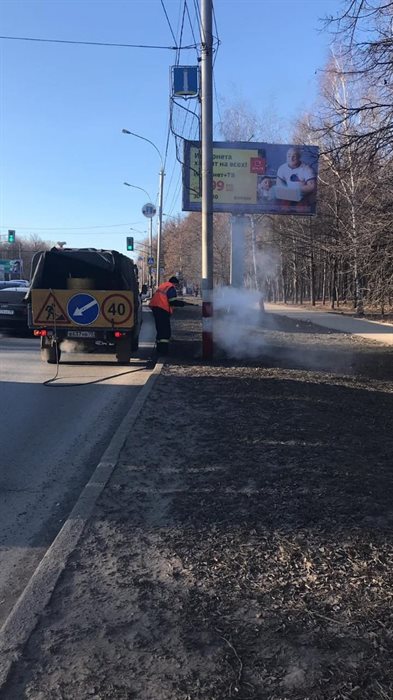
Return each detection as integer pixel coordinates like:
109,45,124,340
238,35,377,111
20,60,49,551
0,359,165,691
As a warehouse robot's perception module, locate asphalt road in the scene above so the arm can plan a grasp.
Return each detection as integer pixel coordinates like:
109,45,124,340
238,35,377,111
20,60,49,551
0,307,156,626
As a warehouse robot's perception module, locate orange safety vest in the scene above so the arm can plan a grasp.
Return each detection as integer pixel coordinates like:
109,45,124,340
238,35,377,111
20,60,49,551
149,282,175,314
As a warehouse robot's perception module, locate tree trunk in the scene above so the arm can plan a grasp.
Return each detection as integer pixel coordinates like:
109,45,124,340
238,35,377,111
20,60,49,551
331,257,337,309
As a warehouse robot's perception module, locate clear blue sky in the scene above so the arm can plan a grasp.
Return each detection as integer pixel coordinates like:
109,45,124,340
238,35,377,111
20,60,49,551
0,0,342,253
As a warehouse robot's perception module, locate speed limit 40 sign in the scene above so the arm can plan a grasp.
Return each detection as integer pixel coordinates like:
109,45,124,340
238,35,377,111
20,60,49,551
102,293,133,325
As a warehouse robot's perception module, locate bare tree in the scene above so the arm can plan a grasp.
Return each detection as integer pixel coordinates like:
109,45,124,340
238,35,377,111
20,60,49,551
161,212,231,287
0,235,53,280
325,1,393,155
218,96,286,143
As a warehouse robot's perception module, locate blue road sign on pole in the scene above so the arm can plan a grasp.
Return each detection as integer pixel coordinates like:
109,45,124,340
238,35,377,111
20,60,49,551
142,203,156,218
172,66,198,97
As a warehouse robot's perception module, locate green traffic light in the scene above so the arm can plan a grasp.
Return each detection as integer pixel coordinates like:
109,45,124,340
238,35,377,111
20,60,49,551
8,230,15,243
126,236,134,251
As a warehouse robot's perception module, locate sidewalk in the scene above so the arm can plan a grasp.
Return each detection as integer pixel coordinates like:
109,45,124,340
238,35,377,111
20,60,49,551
267,302,393,345
1,304,393,699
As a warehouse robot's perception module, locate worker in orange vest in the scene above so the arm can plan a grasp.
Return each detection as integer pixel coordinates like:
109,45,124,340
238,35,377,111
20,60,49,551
149,276,184,354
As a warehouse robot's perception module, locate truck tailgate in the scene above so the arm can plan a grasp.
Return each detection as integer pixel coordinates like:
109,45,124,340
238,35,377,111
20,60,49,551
30,289,135,329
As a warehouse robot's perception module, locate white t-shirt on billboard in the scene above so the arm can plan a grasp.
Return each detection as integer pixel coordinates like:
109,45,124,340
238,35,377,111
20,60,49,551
276,162,315,189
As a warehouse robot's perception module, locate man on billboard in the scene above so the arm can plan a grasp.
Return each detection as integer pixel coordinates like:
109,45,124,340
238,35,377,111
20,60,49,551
10,259,22,279
276,146,316,204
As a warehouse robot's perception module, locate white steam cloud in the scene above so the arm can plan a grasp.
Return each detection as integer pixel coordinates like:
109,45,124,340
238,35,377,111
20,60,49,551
60,340,82,353
213,286,268,358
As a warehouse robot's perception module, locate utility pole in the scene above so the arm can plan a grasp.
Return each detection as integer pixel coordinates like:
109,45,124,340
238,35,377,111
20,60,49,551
156,167,165,287
18,240,22,279
201,0,214,359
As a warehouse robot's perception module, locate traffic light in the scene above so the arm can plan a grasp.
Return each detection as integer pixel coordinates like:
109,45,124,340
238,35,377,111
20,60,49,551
8,230,15,243
126,236,134,251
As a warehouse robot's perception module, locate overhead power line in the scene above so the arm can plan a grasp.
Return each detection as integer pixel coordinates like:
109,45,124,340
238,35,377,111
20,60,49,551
160,0,178,46
0,223,142,232
175,0,187,65
0,35,197,50
185,0,200,58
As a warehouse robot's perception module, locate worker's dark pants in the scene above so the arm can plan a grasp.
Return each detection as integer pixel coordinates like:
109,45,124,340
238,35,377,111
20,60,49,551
151,307,171,355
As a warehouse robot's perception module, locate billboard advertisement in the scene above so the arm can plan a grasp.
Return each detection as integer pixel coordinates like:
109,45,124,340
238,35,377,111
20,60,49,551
183,141,319,216
0,258,23,280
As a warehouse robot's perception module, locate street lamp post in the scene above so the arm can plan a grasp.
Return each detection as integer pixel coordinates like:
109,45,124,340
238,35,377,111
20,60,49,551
124,182,154,289
134,242,155,288
122,129,165,286
127,228,148,287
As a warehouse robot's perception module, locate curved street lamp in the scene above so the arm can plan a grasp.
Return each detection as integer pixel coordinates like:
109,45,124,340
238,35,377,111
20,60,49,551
123,182,153,203
122,129,165,286
121,130,163,169
129,227,146,236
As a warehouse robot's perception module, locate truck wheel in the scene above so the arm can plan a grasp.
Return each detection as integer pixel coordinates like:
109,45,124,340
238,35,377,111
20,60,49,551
41,340,61,364
115,337,131,364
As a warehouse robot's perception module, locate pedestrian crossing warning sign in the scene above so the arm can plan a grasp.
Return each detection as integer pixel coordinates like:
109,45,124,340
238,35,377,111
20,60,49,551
32,291,69,325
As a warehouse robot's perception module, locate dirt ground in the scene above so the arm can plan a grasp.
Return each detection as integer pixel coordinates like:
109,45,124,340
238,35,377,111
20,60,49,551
2,306,393,699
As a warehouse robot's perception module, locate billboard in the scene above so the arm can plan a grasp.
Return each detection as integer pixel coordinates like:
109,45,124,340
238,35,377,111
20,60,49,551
0,258,23,280
183,141,319,216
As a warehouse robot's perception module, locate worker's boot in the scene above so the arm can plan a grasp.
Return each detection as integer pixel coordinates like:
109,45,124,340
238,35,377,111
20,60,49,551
156,341,169,355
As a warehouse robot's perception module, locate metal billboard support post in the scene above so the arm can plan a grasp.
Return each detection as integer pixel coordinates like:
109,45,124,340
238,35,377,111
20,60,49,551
201,0,214,359
230,215,248,287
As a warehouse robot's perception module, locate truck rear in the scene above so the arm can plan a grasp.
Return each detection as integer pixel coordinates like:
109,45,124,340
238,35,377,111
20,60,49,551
27,248,142,364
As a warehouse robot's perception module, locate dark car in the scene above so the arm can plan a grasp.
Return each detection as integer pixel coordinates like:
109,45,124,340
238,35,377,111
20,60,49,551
0,280,29,290
0,284,30,333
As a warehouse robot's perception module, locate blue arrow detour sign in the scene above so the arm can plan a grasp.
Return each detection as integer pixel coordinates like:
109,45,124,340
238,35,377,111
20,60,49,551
67,293,100,325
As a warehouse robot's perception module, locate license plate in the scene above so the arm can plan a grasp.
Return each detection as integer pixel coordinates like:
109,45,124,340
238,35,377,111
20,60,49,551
0,309,14,315
67,330,95,338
